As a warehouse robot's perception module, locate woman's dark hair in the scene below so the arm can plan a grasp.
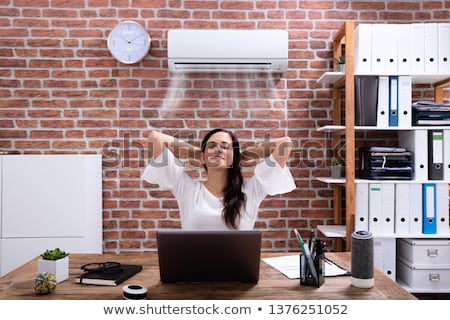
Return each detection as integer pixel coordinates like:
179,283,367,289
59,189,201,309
201,128,246,229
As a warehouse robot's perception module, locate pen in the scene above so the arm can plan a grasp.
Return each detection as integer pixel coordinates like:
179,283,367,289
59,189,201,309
308,229,314,252
294,229,318,283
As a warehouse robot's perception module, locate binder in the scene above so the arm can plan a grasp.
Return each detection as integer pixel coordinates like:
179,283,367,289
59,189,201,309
422,183,437,234
424,23,439,73
411,23,425,73
373,238,383,277
354,24,372,74
371,24,398,74
397,76,412,128
389,76,398,127
355,76,378,126
397,24,412,74
355,183,369,231
436,183,449,234
428,130,444,180
444,130,450,181
368,184,383,234
409,183,423,234
368,183,394,234
382,238,396,281
399,130,428,181
377,76,390,128
438,23,450,74
381,183,395,234
395,183,411,234
373,238,396,281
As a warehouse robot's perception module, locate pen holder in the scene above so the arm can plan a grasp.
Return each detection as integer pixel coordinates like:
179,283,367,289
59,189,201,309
300,253,325,287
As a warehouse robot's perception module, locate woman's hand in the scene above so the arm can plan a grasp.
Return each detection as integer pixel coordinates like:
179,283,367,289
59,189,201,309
240,137,292,168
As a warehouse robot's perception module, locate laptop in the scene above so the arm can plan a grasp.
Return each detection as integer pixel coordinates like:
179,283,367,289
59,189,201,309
156,230,261,283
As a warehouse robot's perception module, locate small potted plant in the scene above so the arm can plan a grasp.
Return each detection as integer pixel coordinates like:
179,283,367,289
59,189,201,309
38,248,69,283
334,55,345,72
330,158,343,178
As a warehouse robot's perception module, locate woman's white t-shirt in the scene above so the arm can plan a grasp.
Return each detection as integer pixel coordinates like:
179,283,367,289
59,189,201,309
141,149,296,230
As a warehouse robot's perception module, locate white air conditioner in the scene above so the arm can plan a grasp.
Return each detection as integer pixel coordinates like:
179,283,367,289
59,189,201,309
168,29,288,73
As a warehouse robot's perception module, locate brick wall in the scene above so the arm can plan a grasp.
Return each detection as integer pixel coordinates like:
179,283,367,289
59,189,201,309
1,1,449,253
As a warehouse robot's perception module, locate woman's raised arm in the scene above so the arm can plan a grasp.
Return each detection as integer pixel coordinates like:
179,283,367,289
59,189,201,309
241,136,292,168
147,130,202,161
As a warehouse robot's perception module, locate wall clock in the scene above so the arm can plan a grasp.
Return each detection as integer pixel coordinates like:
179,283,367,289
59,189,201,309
107,21,151,64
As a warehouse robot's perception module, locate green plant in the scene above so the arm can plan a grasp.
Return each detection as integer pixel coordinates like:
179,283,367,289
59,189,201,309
40,248,69,260
330,158,341,166
334,55,345,64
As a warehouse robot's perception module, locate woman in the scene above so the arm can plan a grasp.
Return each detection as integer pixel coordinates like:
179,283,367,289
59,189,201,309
141,128,295,230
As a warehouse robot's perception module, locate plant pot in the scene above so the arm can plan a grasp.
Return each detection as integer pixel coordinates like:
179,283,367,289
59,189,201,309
330,165,343,179
336,64,345,72
38,256,69,283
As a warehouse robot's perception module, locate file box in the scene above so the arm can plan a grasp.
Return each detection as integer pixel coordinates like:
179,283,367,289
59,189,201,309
397,257,450,291
398,238,450,265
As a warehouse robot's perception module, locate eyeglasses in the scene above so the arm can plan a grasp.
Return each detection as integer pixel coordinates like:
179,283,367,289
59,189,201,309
205,141,232,150
81,261,123,274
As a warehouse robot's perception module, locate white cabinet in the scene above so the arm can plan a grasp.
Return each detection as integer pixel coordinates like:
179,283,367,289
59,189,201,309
0,154,103,276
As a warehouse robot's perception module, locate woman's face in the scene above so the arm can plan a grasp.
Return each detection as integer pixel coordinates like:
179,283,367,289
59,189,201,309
202,131,234,170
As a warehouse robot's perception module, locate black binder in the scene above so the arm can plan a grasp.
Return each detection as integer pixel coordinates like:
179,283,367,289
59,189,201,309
428,130,444,180
355,76,379,126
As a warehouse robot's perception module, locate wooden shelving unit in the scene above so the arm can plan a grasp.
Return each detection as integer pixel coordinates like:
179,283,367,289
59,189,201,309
318,21,450,252
327,20,355,251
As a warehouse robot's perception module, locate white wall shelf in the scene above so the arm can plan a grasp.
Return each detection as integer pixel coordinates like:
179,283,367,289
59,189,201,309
318,71,450,85
318,224,450,239
318,124,450,132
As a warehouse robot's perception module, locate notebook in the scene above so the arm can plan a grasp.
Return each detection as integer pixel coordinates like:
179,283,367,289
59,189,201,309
157,230,261,283
75,264,142,286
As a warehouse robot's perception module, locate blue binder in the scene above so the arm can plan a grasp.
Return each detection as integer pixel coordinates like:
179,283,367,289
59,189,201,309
389,76,399,127
422,183,437,234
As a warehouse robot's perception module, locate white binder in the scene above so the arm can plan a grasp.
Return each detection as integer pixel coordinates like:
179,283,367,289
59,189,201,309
377,76,390,128
398,130,428,181
368,184,383,234
397,24,412,74
444,130,450,181
382,238,396,281
436,183,449,234
411,23,425,73
355,183,369,231
373,238,384,275
371,24,398,74
438,23,450,74
397,76,412,128
369,183,394,234
354,24,372,73
395,183,411,234
424,23,439,73
409,183,423,234
381,183,395,234
373,238,396,281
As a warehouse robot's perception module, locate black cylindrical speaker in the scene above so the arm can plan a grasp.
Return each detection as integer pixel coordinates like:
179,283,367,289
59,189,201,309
351,230,374,288
122,284,148,300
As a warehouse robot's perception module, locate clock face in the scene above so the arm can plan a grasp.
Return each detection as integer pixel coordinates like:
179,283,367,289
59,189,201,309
107,21,151,64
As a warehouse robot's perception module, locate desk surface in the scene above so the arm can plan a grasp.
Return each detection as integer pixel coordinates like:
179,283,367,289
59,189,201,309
0,252,415,300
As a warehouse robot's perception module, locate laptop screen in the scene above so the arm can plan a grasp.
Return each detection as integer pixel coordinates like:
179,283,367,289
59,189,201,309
156,230,261,283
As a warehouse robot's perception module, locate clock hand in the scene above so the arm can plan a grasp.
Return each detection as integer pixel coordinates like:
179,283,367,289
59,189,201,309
129,33,146,43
